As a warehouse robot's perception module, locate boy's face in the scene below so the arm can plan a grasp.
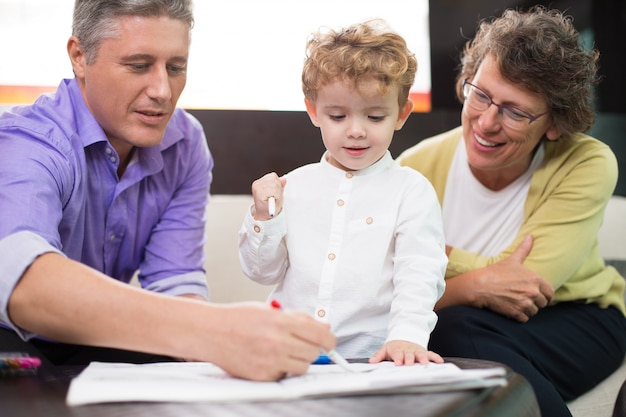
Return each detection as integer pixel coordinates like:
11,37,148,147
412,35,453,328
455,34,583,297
305,79,412,171
69,15,190,158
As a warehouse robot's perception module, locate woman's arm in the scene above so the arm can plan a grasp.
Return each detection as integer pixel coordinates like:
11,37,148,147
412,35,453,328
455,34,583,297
437,235,554,322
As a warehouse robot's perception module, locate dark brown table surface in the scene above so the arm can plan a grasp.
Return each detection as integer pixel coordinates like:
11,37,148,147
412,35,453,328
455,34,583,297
1,357,539,417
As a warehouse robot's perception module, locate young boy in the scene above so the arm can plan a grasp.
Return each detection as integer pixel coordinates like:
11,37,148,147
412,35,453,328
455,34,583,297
238,19,447,365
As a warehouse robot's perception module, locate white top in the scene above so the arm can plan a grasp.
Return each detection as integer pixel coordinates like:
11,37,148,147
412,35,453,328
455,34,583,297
238,151,447,358
442,140,545,256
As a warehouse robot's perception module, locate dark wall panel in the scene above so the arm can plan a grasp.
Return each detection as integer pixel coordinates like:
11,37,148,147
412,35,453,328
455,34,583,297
190,109,460,195
190,0,625,195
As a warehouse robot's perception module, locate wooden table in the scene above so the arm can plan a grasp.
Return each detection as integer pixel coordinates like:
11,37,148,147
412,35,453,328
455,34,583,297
1,357,540,417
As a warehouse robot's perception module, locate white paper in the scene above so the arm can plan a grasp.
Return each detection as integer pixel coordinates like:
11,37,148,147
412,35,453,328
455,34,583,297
66,361,507,406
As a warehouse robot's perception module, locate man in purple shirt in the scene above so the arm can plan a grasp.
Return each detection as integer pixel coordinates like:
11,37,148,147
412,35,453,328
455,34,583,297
0,0,335,382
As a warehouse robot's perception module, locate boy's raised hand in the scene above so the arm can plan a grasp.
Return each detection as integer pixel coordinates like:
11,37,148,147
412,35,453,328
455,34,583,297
250,172,287,220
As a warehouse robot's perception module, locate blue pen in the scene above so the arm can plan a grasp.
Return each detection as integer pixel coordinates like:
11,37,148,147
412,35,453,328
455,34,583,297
312,355,332,365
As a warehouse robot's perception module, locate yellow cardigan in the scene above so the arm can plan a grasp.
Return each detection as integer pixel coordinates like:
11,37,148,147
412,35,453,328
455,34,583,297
397,126,626,314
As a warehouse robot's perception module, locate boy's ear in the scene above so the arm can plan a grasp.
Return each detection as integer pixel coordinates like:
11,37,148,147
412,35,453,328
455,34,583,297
304,98,320,127
395,99,414,130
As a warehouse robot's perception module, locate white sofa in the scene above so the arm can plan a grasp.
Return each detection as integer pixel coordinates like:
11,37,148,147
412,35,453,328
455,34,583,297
203,194,272,303
566,195,626,417
203,194,626,416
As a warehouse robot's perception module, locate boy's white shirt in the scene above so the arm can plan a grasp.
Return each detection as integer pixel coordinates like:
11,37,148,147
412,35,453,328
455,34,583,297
238,151,447,358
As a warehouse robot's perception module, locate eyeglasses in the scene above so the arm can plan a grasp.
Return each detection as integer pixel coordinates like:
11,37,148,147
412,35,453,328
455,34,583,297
462,79,549,130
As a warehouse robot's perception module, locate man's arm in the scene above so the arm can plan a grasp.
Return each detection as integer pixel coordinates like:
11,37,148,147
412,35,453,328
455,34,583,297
8,252,336,381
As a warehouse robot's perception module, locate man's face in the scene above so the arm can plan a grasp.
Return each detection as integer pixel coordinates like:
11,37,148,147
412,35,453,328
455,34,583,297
71,15,190,156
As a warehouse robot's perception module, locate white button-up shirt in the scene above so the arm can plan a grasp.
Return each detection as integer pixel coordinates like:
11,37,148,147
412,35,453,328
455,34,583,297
238,151,446,358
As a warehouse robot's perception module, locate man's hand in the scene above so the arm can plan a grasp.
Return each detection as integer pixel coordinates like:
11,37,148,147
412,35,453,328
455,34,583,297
193,303,336,381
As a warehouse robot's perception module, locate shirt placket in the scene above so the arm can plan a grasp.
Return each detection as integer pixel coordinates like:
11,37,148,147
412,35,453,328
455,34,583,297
314,171,354,323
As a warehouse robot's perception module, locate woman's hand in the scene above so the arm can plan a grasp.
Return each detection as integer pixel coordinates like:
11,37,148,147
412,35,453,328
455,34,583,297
441,235,554,322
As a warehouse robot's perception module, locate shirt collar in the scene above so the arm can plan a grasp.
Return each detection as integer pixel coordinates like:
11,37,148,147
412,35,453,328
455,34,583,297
64,78,107,148
319,150,394,177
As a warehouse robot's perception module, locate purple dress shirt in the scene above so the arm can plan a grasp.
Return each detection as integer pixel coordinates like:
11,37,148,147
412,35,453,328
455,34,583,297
0,78,213,339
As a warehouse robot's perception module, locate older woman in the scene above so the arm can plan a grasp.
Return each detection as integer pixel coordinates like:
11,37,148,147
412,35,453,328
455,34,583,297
397,6,626,417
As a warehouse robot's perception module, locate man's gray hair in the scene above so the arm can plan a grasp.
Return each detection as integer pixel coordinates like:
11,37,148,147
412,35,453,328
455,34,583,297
72,0,194,64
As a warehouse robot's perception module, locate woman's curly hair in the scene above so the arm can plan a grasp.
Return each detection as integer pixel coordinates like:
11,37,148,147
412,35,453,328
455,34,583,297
456,5,600,139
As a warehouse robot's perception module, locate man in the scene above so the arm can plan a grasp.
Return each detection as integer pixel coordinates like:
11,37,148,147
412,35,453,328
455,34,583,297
0,0,334,382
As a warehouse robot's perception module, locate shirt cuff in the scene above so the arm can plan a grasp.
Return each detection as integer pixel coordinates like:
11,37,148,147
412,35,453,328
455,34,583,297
141,271,209,300
0,231,63,340
243,206,287,241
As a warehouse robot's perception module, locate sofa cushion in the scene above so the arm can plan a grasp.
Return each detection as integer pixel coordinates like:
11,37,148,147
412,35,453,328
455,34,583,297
567,356,626,416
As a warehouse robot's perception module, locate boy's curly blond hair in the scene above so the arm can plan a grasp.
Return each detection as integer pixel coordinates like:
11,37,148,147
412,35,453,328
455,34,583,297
302,19,417,108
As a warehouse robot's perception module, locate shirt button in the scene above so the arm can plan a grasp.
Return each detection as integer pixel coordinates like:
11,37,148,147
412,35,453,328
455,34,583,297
109,234,116,241
317,309,326,318
109,156,117,163
105,147,113,154
345,172,353,179
337,199,344,206
365,217,373,224
328,253,336,260
253,225,261,233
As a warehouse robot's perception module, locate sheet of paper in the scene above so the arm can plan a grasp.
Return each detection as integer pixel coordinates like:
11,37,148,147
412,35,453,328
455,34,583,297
66,361,507,406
